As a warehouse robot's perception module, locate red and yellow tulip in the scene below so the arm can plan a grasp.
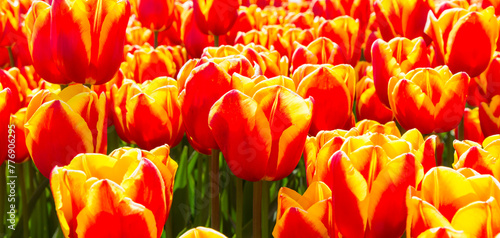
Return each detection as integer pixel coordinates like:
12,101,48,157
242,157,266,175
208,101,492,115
208,86,312,181
453,135,500,180
356,76,394,124
273,182,335,237
179,227,227,238
25,85,107,178
424,7,499,77
479,95,500,137
25,0,131,84
388,66,469,134
50,145,177,238
192,0,239,36
0,86,12,165
133,0,174,31
111,77,184,150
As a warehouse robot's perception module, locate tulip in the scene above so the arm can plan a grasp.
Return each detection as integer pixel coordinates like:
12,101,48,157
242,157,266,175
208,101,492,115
310,0,344,20
474,52,500,102
454,108,484,144
453,135,500,180
388,66,469,134
50,145,177,238
8,108,29,163
134,0,175,31
332,151,424,237
111,77,184,150
291,37,347,72
356,76,394,124
424,7,499,77
406,167,500,237
371,37,430,107
192,0,239,36
226,8,255,45
296,64,355,135
123,44,178,83
273,182,335,237
317,16,363,65
179,227,227,238
0,0,20,47
25,85,107,178
373,0,433,41
0,87,12,165
208,86,312,181
0,68,28,112
479,95,500,137
25,0,131,84
181,8,227,58
417,227,470,238
181,62,243,154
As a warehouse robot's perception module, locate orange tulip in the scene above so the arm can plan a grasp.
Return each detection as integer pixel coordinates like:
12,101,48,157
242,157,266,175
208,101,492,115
311,0,344,20
25,0,131,84
373,0,433,41
123,44,180,83
371,37,430,107
406,167,500,237
25,85,107,178
192,0,239,36
8,108,29,163
226,7,255,45
133,0,174,31
317,16,363,65
0,0,20,47
111,77,184,150
179,227,227,238
273,182,335,237
295,64,355,134
388,66,469,134
291,37,347,72
181,8,227,58
0,68,28,112
417,227,470,238
50,145,177,238
454,108,484,144
208,86,312,181
356,76,394,124
181,62,243,154
453,135,500,180
0,86,12,165
479,95,500,137
424,7,499,77
332,150,424,237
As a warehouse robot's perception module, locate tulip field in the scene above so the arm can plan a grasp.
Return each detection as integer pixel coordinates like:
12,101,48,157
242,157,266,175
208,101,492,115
2,0,500,237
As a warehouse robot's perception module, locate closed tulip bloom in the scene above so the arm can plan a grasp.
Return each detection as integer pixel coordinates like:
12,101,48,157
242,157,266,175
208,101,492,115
332,151,424,237
192,0,239,36
371,37,430,107
50,145,177,238
179,227,227,238
291,37,347,72
479,95,500,137
25,85,107,178
0,87,12,165
388,66,469,134
474,52,500,102
406,167,500,237
273,182,335,237
453,135,500,180
134,0,174,31
296,64,356,135
373,0,433,41
181,9,226,58
124,44,178,83
8,108,29,163
424,7,499,77
25,0,131,84
356,76,394,124
0,69,27,112
208,86,312,181
111,77,183,150
317,16,363,65
181,62,243,154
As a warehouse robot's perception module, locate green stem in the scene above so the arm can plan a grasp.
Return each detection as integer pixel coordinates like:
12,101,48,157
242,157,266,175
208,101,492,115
214,35,219,47
253,181,262,238
18,164,29,238
0,163,6,236
165,213,172,238
12,178,49,237
7,46,14,68
154,30,159,48
236,177,243,238
210,149,220,231
261,181,269,238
